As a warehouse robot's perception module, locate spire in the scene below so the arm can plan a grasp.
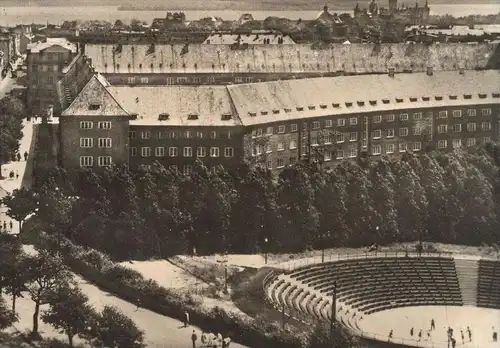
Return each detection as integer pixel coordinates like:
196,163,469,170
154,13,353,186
323,4,328,13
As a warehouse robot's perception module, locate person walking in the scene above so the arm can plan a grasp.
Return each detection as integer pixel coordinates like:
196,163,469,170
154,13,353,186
24,151,28,161
2,221,6,230
418,329,422,341
461,329,464,344
15,170,19,179
493,327,497,342
467,326,472,342
134,298,141,312
191,330,198,348
431,318,435,330
9,221,13,231
16,153,21,162
184,311,190,327
388,329,393,340
410,327,414,336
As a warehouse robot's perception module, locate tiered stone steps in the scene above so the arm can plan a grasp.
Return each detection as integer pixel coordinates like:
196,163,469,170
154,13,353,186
454,258,479,306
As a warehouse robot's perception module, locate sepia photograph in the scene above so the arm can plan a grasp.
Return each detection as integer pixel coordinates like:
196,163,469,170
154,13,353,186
0,0,499,347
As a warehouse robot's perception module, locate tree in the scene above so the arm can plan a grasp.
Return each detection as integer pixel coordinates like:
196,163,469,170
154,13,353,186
2,187,38,234
0,296,18,331
89,305,145,348
42,282,96,347
3,251,30,315
307,323,358,348
24,251,72,336
0,231,23,294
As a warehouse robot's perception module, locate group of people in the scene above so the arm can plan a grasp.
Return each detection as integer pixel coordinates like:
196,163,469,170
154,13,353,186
0,220,14,232
184,312,231,348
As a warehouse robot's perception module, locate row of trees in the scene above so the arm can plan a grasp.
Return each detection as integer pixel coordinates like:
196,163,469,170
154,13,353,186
0,96,25,176
0,232,145,347
5,145,499,262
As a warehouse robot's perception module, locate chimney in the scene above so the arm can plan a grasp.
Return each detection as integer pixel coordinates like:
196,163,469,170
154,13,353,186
426,66,433,76
388,67,395,77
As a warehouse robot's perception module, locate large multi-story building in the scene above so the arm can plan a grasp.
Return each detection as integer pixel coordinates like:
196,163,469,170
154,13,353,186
26,38,78,116
56,66,500,174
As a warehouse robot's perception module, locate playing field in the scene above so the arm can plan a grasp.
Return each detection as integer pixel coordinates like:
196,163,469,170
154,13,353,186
356,305,500,348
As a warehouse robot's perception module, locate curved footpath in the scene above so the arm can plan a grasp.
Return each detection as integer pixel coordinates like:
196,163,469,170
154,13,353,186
0,120,248,348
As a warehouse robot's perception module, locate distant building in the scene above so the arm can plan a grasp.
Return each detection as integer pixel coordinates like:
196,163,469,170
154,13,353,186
151,12,187,31
26,38,78,116
203,32,295,45
355,0,430,24
238,14,254,25
0,33,15,79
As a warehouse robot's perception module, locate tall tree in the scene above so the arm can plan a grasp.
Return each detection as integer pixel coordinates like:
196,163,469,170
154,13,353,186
2,187,38,234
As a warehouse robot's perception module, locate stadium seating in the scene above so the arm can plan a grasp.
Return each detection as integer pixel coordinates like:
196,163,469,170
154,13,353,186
477,260,500,309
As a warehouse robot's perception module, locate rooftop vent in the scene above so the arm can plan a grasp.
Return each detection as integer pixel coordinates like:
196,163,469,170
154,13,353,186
221,113,232,120
478,93,487,99
345,102,353,107
284,108,292,113
409,97,418,102
464,94,472,99
88,103,101,110
382,99,390,104
130,113,138,120
187,113,199,120
332,103,340,108
320,104,327,109
272,109,280,114
357,101,365,106
296,106,304,111
395,98,404,103
422,97,430,101
449,95,458,100
492,93,500,98
261,110,268,115
308,105,316,110
435,96,443,101
248,111,257,117
158,113,169,120
369,100,377,106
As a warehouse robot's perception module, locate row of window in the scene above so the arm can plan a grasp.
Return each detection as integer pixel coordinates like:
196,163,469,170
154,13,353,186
369,137,490,155
80,138,112,148
35,64,61,73
79,156,112,167
80,121,112,130
125,76,256,85
436,122,491,133
130,146,234,158
129,130,231,140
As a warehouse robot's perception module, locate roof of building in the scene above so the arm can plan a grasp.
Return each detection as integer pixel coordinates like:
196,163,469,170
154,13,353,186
84,43,500,75
27,37,77,53
227,70,500,126
61,74,129,117
202,33,295,45
107,85,241,127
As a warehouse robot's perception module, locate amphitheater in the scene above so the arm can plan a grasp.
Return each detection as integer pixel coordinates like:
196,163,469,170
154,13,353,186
264,251,500,348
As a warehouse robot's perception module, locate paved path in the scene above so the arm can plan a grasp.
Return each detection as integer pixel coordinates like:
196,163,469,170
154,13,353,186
0,120,248,347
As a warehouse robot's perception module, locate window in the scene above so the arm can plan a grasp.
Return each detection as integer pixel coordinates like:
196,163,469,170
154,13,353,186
311,136,318,146
452,110,462,118
210,147,220,157
196,131,204,139
278,125,286,134
168,147,178,157
277,142,285,151
483,137,491,143
97,121,111,130
197,147,206,157
98,156,112,167
277,158,285,168
467,123,476,132
156,131,163,139
153,147,164,157
482,122,492,131
399,128,408,137
386,129,394,138
266,127,273,135
289,139,297,149
98,138,112,148
140,77,148,84
79,156,93,167
349,132,357,142
399,142,407,153
48,76,54,84
386,144,395,154
438,111,448,119
80,121,93,129
224,147,234,157
324,151,332,162
400,113,409,121
413,126,422,135
289,157,297,164
374,115,382,123
266,143,272,153
324,133,332,144
183,165,193,175
386,114,395,122
482,108,492,116
413,113,423,121
467,138,476,147
312,121,320,129
452,139,462,148
349,117,358,126
372,145,382,155
79,138,93,148
183,147,193,157
211,131,218,139
348,146,357,158
336,150,344,159
184,131,192,139
166,77,175,85
141,147,151,157
128,77,136,84
129,147,137,157
266,161,272,169
337,118,346,127
337,133,345,143
438,125,448,133
437,140,448,149
373,130,382,139
325,120,333,128
467,109,476,117
413,142,422,152
291,124,298,132
141,131,151,139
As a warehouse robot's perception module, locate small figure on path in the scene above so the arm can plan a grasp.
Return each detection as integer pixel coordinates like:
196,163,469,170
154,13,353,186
493,327,497,342
431,318,435,330
451,337,456,348
460,329,464,343
418,329,422,341
16,153,21,162
427,331,431,340
9,221,13,231
410,327,414,336
9,170,14,179
184,311,190,327
15,170,19,179
388,329,393,340
191,330,198,348
2,221,6,230
24,151,28,161
467,326,472,341
134,298,141,311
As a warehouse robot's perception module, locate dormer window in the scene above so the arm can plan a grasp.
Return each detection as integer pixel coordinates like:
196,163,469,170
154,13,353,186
88,103,101,111
332,103,340,108
308,105,316,110
409,97,418,102
382,99,390,104
464,94,472,99
345,102,353,107
369,100,377,105
357,101,365,106
320,104,327,109
188,113,199,120
261,111,268,115
284,108,292,113
493,93,500,98
272,109,280,114
395,98,404,103
478,93,487,99
158,113,170,120
139,64,142,69
449,95,458,100
296,106,304,111
435,96,443,101
248,111,257,117
221,113,232,120
130,113,138,120
422,97,430,101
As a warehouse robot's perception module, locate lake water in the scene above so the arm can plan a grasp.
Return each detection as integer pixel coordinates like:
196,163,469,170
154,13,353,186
0,4,498,26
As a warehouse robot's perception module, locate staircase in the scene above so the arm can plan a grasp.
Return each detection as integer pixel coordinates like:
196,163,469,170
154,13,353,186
454,259,479,306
